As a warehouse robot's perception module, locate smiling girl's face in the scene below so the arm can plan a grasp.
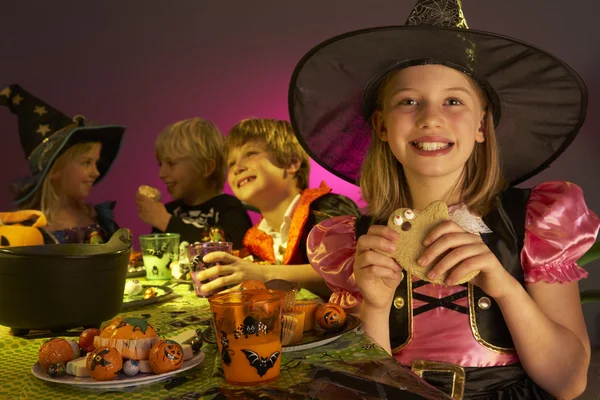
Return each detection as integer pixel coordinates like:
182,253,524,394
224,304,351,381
51,142,102,201
374,64,487,183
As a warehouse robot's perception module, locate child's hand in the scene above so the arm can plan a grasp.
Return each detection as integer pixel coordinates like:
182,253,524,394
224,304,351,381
354,225,404,310
420,220,518,300
135,192,171,231
196,252,265,293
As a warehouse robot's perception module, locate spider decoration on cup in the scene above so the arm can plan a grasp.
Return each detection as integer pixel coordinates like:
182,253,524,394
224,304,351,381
234,316,269,339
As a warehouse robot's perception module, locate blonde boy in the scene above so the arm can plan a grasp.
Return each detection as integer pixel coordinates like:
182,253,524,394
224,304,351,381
136,118,252,248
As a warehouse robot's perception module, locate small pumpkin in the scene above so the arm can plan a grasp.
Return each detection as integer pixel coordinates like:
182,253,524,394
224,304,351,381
149,339,184,374
86,346,123,381
315,303,346,332
0,210,47,248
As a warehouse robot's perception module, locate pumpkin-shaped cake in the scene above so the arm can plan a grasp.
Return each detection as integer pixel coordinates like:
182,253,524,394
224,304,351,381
315,303,346,332
86,346,123,381
148,339,184,374
93,317,160,360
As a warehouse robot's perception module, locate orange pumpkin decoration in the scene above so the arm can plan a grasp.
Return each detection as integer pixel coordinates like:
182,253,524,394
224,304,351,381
86,346,123,381
149,339,184,374
0,210,47,248
315,303,346,332
93,317,159,360
38,338,77,370
239,280,267,290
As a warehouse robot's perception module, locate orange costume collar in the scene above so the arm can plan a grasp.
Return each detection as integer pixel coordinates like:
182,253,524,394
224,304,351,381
243,181,331,264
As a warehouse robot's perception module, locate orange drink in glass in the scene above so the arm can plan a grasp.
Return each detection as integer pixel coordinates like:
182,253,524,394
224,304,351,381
208,289,285,385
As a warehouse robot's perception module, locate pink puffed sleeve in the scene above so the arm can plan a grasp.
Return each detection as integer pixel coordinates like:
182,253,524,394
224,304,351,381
522,181,600,284
307,215,362,308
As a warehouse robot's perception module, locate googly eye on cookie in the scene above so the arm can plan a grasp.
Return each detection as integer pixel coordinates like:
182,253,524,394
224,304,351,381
376,201,480,285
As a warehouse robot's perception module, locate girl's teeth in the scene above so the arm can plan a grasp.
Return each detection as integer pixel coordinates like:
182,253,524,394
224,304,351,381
414,142,450,151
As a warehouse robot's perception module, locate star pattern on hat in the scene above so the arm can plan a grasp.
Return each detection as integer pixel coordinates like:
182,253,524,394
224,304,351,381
0,87,11,98
33,105,48,116
36,124,51,136
12,94,24,105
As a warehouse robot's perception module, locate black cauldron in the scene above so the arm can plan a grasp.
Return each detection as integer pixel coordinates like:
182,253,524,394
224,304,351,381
0,228,132,336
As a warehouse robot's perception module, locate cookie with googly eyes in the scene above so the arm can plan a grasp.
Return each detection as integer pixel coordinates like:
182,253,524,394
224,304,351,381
377,201,478,285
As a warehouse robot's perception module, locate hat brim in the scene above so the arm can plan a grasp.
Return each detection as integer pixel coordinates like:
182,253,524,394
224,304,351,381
289,26,587,186
14,125,125,204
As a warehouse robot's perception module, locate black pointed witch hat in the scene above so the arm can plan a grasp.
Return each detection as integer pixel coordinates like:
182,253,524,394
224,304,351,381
1,84,126,204
288,0,587,186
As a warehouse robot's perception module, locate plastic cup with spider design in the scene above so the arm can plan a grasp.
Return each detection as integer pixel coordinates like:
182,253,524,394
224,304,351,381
139,233,180,280
208,289,285,385
188,241,233,297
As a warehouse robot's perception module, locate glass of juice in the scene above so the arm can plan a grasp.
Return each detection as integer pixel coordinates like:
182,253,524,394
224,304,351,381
188,241,233,297
139,233,180,280
208,289,285,385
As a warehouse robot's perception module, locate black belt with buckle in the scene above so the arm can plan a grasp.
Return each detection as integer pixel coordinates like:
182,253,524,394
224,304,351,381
410,361,553,400
412,360,466,400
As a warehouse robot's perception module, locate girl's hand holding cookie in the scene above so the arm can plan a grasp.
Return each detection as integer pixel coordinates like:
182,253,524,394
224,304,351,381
354,224,404,310
420,220,518,300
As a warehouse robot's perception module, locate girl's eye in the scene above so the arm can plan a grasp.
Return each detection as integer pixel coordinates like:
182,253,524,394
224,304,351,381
446,98,463,106
399,99,417,106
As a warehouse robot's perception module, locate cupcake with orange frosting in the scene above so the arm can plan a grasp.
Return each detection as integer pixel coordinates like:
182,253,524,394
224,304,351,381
292,299,323,331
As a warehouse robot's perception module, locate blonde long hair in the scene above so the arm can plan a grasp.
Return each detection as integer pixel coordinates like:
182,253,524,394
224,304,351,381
19,142,99,222
360,71,507,220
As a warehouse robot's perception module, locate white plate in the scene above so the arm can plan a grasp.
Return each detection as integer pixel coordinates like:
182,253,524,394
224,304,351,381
282,315,362,352
31,351,205,389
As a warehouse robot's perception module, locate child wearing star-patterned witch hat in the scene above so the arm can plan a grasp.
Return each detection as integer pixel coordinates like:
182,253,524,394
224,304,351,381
1,84,126,244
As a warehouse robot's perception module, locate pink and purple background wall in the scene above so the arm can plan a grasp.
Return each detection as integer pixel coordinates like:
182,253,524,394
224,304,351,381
2,0,600,344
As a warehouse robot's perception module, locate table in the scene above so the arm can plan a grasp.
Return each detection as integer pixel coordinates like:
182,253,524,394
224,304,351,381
0,279,450,400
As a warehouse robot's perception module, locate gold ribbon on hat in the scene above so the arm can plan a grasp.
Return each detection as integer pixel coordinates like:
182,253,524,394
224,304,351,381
26,115,87,161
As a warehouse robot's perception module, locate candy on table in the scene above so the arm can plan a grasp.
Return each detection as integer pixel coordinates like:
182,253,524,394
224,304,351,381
123,359,140,376
38,338,79,370
143,287,157,299
124,279,143,296
66,356,89,377
86,347,123,381
315,302,347,333
148,340,184,374
79,328,101,353
47,362,66,378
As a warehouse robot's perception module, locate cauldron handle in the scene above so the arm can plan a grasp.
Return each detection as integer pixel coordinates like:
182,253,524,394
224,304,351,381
105,228,133,251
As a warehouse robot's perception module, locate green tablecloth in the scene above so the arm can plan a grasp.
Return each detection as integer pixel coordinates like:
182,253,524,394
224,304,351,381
0,279,449,400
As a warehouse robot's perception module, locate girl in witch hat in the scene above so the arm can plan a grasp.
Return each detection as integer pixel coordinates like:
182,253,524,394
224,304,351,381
290,0,599,398
1,84,125,244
